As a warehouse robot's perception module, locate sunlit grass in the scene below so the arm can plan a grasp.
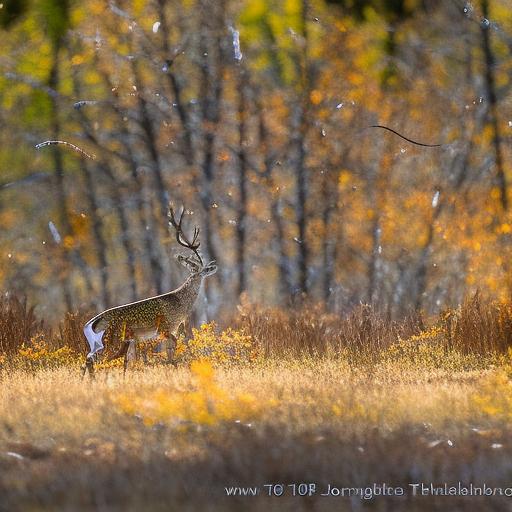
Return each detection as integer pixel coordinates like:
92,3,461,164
2,346,512,510
0,360,479,449
3,302,512,510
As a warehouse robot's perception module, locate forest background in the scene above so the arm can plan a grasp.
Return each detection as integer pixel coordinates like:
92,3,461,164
0,0,511,322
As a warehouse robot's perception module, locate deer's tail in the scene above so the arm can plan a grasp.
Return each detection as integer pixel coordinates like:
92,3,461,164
83,317,106,360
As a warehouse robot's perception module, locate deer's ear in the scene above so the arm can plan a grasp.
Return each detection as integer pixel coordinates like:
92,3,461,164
176,254,188,266
202,261,218,276
176,254,201,272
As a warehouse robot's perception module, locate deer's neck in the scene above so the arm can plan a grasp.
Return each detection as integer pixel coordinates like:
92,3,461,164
173,273,203,306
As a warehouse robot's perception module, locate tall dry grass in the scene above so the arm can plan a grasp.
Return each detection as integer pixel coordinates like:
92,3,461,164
0,360,511,511
441,293,512,354
0,295,43,355
2,293,512,510
2,292,512,363
235,302,423,359
0,297,89,364
234,294,512,361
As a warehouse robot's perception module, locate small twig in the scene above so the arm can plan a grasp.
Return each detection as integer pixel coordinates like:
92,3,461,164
0,172,51,190
370,125,443,148
35,140,96,160
73,100,101,110
5,72,60,99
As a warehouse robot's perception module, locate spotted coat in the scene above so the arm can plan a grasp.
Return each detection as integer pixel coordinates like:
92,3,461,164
84,273,203,358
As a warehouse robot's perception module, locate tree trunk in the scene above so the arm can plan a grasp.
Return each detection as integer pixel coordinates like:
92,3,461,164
294,0,311,297
256,93,293,302
97,67,164,296
157,0,194,166
195,0,227,311
321,175,338,307
481,0,507,211
131,61,170,222
48,42,93,309
71,70,139,302
79,159,111,308
235,64,249,297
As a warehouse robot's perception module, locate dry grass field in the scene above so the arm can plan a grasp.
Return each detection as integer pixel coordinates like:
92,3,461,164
3,296,512,511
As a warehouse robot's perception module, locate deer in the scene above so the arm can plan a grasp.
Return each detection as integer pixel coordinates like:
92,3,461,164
82,205,217,376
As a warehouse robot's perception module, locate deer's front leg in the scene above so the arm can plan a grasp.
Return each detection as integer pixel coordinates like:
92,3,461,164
165,333,178,366
177,322,186,339
158,317,178,366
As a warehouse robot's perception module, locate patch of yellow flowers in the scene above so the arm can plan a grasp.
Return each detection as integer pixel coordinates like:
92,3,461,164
175,322,260,366
383,326,447,367
382,325,487,371
473,348,512,422
12,336,77,370
115,360,265,427
0,323,258,372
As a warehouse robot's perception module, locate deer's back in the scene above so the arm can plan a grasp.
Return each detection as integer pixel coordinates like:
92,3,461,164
95,294,182,331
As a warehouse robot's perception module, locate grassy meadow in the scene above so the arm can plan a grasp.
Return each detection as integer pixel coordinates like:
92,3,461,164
2,1,512,510
2,296,512,511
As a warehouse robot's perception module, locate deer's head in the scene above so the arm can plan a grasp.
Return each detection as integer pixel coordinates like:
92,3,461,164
169,206,218,278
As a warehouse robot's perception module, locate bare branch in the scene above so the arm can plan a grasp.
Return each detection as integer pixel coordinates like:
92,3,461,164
370,125,444,148
35,140,96,160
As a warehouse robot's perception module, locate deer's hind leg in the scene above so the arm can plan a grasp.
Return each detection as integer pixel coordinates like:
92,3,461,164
104,321,135,375
167,322,186,366
157,317,178,366
124,339,137,374
165,333,178,366
82,356,95,380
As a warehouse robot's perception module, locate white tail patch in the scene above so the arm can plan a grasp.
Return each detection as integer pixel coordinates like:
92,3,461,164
83,321,105,359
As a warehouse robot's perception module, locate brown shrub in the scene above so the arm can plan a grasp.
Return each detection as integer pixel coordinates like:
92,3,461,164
0,294,45,355
441,293,512,354
0,294,90,358
54,311,91,354
2,291,512,363
234,302,423,359
234,293,512,359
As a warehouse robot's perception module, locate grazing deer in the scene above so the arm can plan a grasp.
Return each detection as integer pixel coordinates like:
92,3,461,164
82,206,217,375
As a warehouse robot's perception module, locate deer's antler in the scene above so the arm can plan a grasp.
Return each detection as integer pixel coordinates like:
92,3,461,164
168,206,203,266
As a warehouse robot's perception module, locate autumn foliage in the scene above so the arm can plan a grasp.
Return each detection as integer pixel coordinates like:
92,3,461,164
1,2,512,509
0,0,510,319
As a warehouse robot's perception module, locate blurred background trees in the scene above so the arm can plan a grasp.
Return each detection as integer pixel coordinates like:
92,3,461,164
0,0,511,320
